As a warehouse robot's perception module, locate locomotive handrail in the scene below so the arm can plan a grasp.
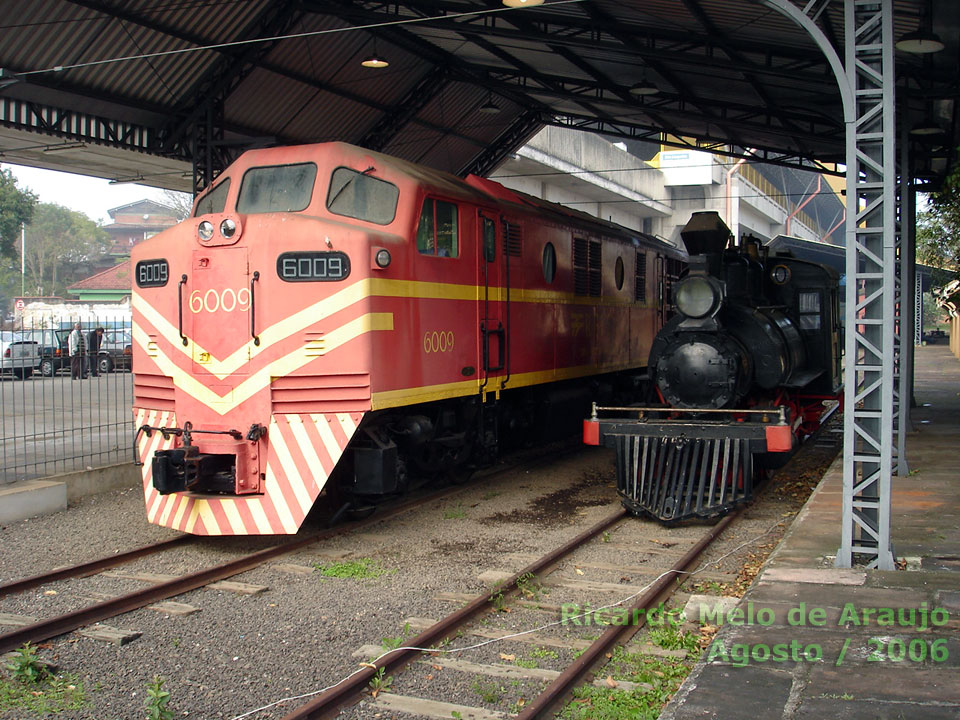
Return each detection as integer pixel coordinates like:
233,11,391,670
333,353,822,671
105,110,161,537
250,270,260,346
177,274,188,346
590,403,788,423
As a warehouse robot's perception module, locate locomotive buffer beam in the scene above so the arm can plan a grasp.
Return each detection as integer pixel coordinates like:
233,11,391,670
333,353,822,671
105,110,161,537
584,405,792,523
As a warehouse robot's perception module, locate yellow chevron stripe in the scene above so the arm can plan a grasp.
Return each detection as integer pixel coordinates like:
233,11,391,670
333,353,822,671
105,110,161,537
134,279,648,379
221,499,246,535
133,312,393,416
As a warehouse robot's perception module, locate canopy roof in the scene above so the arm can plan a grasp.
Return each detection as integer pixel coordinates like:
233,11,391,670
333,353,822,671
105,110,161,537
0,1,956,191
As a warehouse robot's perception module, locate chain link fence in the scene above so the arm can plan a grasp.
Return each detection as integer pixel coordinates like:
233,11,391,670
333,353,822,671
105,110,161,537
0,315,134,485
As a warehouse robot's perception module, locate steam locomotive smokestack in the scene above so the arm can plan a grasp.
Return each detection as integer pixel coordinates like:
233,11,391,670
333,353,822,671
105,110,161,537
680,211,732,256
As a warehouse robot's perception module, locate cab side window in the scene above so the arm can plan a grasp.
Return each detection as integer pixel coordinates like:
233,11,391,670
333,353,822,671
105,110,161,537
416,198,459,257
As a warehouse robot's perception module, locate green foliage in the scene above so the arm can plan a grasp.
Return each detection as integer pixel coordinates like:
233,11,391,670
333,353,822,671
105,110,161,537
514,657,538,668
314,558,387,579
516,572,542,600
530,646,559,660
381,622,413,651
144,675,173,720
472,680,505,704
918,158,960,282
561,646,693,720
5,643,47,685
368,667,393,695
0,673,86,715
443,504,467,519
22,202,111,296
0,169,37,258
489,589,506,612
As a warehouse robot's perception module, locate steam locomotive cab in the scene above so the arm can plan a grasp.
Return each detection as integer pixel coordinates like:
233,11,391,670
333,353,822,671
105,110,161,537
585,211,843,522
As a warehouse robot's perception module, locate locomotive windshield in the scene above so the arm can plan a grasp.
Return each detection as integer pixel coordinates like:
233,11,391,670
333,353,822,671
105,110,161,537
326,167,399,225
237,163,317,214
193,179,230,216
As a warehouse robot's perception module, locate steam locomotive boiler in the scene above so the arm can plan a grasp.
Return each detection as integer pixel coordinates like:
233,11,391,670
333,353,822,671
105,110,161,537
584,211,843,522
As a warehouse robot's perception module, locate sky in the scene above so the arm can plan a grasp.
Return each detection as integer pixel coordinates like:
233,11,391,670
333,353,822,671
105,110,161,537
2,163,182,226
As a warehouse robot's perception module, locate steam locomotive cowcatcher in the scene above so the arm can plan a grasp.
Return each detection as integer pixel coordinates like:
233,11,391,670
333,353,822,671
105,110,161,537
584,212,843,522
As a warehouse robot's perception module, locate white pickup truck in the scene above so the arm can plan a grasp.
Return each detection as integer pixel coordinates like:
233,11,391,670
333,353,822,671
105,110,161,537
0,331,40,379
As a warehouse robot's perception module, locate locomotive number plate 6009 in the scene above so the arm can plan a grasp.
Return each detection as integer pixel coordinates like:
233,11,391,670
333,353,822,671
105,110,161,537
277,251,351,282
135,259,169,288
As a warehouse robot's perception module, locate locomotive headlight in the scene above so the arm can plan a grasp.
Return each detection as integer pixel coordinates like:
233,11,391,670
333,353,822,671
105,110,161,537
675,276,721,318
374,248,392,268
198,221,214,241
220,218,237,239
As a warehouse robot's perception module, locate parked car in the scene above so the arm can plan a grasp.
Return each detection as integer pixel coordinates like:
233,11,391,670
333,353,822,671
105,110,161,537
0,331,39,378
97,329,132,373
19,329,71,376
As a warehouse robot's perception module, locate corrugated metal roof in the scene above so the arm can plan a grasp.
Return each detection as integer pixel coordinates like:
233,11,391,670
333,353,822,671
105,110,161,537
0,0,955,190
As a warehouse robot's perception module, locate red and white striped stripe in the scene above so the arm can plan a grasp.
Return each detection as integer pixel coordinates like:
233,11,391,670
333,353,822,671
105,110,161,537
136,408,362,535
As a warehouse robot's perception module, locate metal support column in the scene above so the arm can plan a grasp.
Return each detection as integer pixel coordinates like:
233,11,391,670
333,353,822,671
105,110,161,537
837,0,896,569
914,271,923,346
897,125,917,472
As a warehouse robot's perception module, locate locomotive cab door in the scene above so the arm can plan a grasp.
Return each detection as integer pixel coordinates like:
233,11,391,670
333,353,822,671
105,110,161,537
478,211,508,394
188,247,253,376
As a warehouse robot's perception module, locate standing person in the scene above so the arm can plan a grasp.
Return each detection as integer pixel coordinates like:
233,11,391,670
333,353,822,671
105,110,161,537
87,327,104,377
68,323,86,380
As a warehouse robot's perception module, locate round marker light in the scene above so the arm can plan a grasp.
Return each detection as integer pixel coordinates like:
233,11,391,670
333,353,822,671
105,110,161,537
375,249,392,268
198,221,214,241
220,218,237,239
675,276,720,318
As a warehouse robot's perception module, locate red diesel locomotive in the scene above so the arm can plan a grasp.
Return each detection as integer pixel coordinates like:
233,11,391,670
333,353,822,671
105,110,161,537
132,142,683,535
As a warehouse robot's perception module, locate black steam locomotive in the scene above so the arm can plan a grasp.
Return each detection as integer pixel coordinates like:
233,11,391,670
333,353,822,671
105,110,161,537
584,211,842,522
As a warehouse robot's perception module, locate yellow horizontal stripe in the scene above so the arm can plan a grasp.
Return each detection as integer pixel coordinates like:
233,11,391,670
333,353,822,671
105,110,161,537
134,279,650,380
371,360,640,411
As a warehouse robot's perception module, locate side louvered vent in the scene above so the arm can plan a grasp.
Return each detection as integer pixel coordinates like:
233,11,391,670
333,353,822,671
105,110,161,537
573,237,602,297
503,221,523,257
635,251,647,301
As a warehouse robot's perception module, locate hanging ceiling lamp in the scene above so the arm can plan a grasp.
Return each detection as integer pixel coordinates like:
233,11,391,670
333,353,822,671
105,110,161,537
478,94,501,114
895,28,944,53
909,117,944,136
502,0,544,7
361,39,389,68
629,76,659,96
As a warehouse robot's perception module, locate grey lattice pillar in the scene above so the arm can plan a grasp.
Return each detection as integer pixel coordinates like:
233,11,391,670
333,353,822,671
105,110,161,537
837,0,896,569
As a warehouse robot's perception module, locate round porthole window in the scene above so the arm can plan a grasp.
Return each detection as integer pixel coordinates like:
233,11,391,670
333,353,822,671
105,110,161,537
615,256,625,290
542,242,556,283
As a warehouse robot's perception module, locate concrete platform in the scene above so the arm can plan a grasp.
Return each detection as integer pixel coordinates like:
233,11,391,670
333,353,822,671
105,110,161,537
0,479,67,524
663,344,960,720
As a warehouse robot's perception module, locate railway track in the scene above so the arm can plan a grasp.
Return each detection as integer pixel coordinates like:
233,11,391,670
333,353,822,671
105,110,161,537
254,424,843,720
263,505,742,720
0,445,584,656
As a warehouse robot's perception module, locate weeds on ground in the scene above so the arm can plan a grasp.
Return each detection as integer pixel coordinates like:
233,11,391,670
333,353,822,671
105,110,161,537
368,667,393,697
647,610,699,655
144,676,174,720
472,680,505,704
530,646,559,660
516,572,542,600
443,504,467,519
381,622,413,651
561,646,692,720
314,558,387,579
0,644,86,716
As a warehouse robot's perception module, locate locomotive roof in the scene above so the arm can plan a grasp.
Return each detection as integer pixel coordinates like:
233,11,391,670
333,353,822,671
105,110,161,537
227,141,684,257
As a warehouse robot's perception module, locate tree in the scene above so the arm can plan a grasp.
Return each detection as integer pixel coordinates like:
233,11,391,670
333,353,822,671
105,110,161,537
917,156,960,284
0,169,38,258
23,203,110,296
162,189,193,221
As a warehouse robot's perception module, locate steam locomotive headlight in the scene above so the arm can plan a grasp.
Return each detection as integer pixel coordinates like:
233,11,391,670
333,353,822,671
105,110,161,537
198,221,214,241
219,218,237,239
374,248,392,269
675,276,720,318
